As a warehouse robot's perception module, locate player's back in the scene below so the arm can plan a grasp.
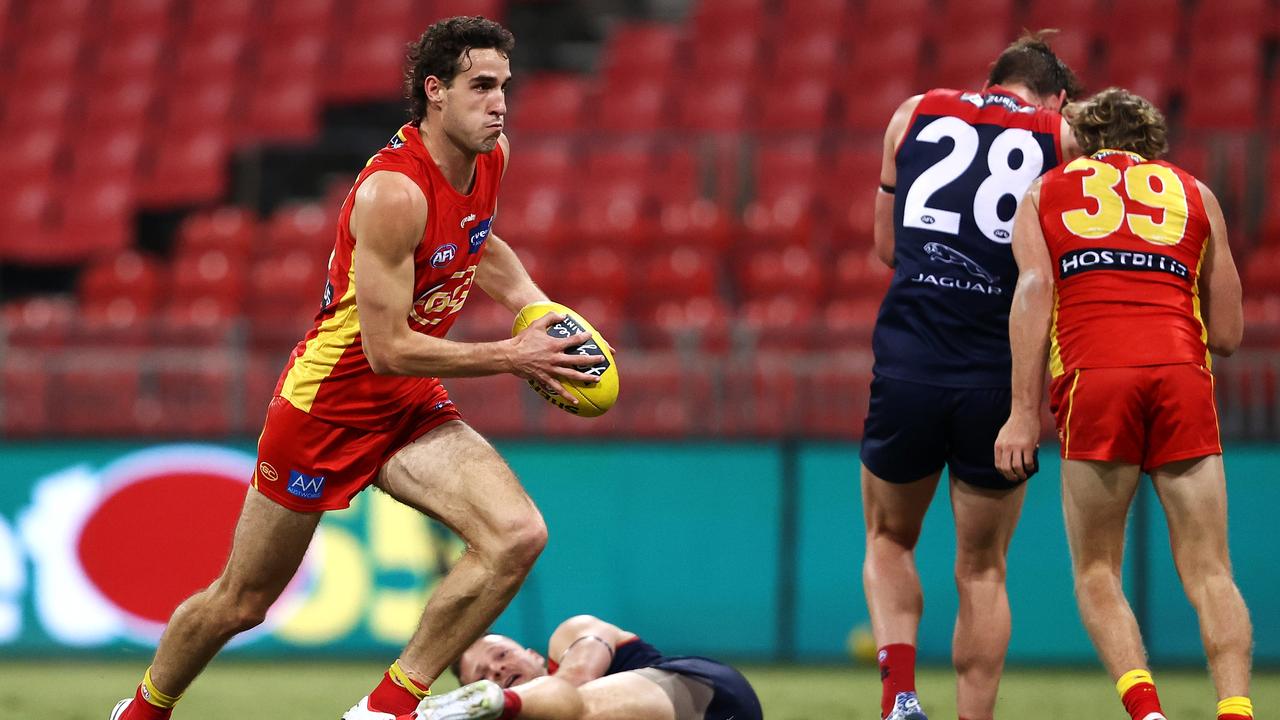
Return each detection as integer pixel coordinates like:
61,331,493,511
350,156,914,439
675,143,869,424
1038,150,1211,376
874,87,1063,387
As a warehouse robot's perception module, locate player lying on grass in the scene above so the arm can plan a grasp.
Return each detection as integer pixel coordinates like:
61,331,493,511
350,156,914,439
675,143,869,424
402,614,762,720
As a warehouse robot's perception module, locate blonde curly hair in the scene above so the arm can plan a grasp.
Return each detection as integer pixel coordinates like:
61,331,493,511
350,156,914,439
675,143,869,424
1065,88,1169,159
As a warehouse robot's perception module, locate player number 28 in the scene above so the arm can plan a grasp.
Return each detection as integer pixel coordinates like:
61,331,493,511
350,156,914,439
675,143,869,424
1060,157,1189,246
902,116,1045,244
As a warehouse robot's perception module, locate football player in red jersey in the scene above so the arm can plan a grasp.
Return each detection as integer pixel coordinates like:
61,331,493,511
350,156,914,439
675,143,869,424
996,88,1252,720
862,32,1081,720
112,17,604,720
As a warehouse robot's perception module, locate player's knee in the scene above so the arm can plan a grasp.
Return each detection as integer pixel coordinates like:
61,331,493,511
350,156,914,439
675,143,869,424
866,516,922,550
1073,562,1122,601
954,550,1006,586
487,511,547,572
207,585,272,634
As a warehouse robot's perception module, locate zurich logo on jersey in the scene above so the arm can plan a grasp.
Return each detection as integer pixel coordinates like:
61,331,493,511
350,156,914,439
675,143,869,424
430,243,458,268
468,217,492,254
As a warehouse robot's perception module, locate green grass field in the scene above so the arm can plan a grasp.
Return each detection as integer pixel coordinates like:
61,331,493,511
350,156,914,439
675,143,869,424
3,661,1276,719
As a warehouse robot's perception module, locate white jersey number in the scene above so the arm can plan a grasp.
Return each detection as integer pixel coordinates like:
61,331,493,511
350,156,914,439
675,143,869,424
902,116,1045,244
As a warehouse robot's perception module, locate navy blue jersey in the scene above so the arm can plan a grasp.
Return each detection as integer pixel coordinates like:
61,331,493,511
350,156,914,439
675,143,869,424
873,87,1063,387
605,638,763,720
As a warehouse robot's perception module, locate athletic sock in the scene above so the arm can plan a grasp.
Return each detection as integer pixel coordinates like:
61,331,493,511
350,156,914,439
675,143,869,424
877,643,917,719
1117,669,1166,720
497,689,523,720
1217,695,1253,720
368,661,431,716
119,667,180,720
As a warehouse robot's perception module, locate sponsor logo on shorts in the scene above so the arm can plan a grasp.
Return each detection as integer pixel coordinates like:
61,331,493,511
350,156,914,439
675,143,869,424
258,462,278,482
140,685,151,701
1059,247,1189,280
430,243,458,268
467,218,492,253
287,471,325,500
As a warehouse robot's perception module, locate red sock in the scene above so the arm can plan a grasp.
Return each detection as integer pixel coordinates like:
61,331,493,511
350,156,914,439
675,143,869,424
497,689,523,720
877,643,917,719
368,668,430,716
1121,682,1165,720
120,686,173,720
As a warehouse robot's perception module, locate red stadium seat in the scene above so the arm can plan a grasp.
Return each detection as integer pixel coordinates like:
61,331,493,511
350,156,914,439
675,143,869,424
21,0,96,33
431,0,505,23
638,296,733,352
242,76,321,145
1184,73,1261,130
0,183,54,261
171,27,249,86
637,246,720,303
163,77,237,129
69,125,144,183
1024,0,1098,34
170,248,248,309
756,77,834,132
691,0,767,36
264,0,336,34
155,360,236,437
737,246,825,302
753,138,822,204
616,355,713,437
822,297,882,348
254,32,328,86
830,250,893,301
840,76,915,132
501,138,574,197
858,0,930,36
771,27,841,80
266,202,333,254
348,0,414,32
138,128,229,206
53,178,135,263
594,77,670,133
0,78,71,134
84,79,156,132
600,23,683,85
1104,32,1178,106
678,81,750,132
1106,0,1181,39
688,29,761,85
53,367,148,437
0,296,78,349
94,29,167,82
928,30,1009,91
326,28,412,102
721,353,804,434
187,0,260,31
737,294,821,353
104,0,175,29
9,27,84,86
799,363,873,438
0,127,60,196
1189,0,1271,36
573,179,652,249
547,248,632,306
938,0,1014,38
177,207,260,255
80,250,164,321
1,358,52,437
847,25,923,87
509,73,590,133
779,0,850,34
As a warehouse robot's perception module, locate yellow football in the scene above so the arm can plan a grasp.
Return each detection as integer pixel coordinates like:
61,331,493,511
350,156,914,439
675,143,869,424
511,301,619,417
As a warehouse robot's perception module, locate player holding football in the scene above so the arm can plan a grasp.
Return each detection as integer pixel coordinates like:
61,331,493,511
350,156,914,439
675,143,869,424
111,17,603,720
996,88,1253,720
405,614,762,720
862,32,1082,720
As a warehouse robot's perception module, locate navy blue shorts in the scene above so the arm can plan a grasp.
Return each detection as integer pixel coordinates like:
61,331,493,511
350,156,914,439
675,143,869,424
655,657,763,720
859,374,1033,489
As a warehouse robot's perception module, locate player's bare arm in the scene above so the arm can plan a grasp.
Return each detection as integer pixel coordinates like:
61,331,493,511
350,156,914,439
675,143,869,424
1196,180,1244,356
544,615,635,687
476,233,547,312
873,95,923,269
350,171,596,391
995,180,1053,482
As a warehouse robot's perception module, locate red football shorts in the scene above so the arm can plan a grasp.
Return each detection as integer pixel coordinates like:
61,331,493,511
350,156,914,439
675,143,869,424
251,390,462,512
1049,363,1221,472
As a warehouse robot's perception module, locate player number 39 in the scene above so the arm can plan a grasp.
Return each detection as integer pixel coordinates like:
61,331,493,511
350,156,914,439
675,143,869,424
1060,157,1189,246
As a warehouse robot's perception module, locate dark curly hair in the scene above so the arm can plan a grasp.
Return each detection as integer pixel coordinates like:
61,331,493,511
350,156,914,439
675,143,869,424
1065,88,1169,159
404,16,515,126
987,29,1083,102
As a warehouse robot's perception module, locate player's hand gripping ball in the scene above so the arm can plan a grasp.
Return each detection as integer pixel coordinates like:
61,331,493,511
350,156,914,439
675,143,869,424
512,301,619,417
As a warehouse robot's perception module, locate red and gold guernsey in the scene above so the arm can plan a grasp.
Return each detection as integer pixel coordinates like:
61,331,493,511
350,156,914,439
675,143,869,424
1038,149,1211,378
275,124,505,430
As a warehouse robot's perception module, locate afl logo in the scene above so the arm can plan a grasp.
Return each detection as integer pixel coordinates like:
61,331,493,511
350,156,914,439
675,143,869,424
430,243,458,268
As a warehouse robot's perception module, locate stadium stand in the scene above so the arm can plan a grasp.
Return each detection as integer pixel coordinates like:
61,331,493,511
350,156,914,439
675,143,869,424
0,0,1275,438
